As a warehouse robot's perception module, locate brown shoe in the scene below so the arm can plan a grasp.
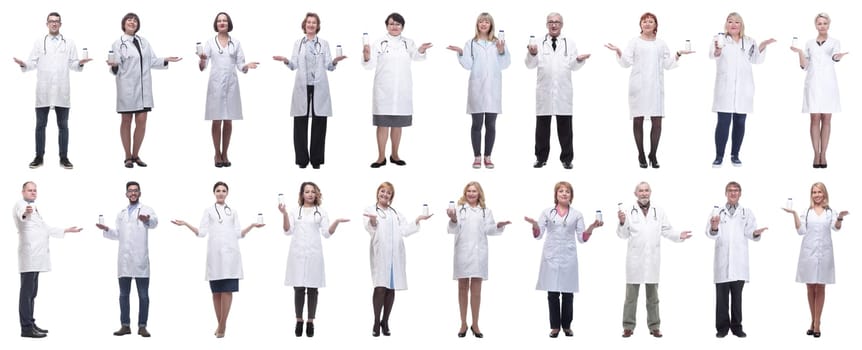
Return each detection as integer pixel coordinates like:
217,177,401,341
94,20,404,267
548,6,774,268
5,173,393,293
138,327,151,337
650,329,663,338
113,325,131,336
622,329,633,338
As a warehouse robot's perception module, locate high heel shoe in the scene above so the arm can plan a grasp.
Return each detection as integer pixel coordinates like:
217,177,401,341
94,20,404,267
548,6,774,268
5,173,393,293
638,154,647,168
549,329,560,338
372,321,380,337
648,154,660,168
470,325,483,338
563,329,573,337
294,321,303,337
380,321,391,336
806,329,815,336
813,331,821,338
458,326,467,338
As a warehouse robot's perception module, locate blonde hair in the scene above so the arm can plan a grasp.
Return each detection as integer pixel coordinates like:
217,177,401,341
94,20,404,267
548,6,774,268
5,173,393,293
297,182,322,206
809,182,830,209
554,181,574,205
725,12,746,38
376,182,395,205
457,181,487,208
474,12,498,41
815,12,831,24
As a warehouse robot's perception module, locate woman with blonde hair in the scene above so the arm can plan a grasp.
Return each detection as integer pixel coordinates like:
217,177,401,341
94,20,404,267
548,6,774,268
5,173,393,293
790,13,848,168
446,181,511,337
782,182,848,337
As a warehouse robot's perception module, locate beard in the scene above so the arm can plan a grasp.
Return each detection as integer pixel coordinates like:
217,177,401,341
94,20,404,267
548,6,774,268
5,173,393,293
637,198,650,206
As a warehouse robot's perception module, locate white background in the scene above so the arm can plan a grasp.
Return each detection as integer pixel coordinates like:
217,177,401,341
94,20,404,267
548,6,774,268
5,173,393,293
1,0,859,349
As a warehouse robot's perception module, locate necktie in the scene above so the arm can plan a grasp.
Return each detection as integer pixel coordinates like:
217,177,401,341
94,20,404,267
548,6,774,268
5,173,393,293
132,37,141,52
551,37,557,51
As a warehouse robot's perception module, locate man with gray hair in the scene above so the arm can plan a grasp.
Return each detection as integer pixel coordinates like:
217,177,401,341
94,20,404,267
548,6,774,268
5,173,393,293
616,181,691,338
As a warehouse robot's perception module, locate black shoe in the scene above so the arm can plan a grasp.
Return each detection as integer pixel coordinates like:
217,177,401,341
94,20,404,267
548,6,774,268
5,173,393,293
133,157,148,167
215,162,224,168
458,327,467,338
114,325,132,336
563,329,573,337
21,328,46,338
533,160,546,168
372,321,381,337
562,162,573,169
813,331,821,338
807,328,815,336
370,159,387,168
311,164,321,169
716,330,728,338
730,156,742,167
138,326,151,337
222,161,231,167
638,154,648,168
380,321,391,336
549,330,560,338
389,156,406,166
712,158,723,168
299,163,308,169
732,329,747,338
648,154,659,168
470,326,483,338
294,321,303,337
60,158,73,169
29,156,44,169
306,322,314,337
124,158,134,168
33,324,48,334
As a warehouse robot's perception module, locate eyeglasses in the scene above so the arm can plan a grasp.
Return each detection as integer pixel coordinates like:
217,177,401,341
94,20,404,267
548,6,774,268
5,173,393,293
47,20,61,24
387,23,403,27
547,20,562,25
127,189,140,194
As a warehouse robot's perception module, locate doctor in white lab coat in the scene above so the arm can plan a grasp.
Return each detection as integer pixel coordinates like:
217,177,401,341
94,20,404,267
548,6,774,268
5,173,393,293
706,181,767,338
279,182,348,337
447,181,509,337
362,181,431,337
96,181,158,337
273,13,346,170
709,12,775,167
109,13,181,168
362,12,432,168
171,181,264,338
525,12,590,170
790,13,848,168
13,181,82,338
198,12,259,168
446,12,511,169
13,12,93,169
616,181,690,338
781,182,847,337
605,12,692,169
525,181,601,337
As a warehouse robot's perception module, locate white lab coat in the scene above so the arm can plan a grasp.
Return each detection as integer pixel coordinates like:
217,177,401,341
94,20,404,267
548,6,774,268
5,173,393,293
704,204,760,283
455,39,511,114
710,35,766,114
363,205,420,290
801,38,841,113
795,208,838,284
447,205,504,280
21,34,83,107
617,204,683,284
197,204,244,281
111,34,169,113
286,36,336,117
362,34,426,116
202,36,246,120
12,200,65,273
616,37,678,118
284,206,332,288
534,207,587,293
525,34,585,116
102,204,158,278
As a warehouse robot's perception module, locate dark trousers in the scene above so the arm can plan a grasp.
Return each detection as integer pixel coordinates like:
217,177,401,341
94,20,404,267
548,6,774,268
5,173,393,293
294,287,319,319
19,272,39,331
715,280,745,333
35,106,70,157
714,112,746,158
293,86,328,167
535,115,573,163
119,277,150,327
547,291,573,329
470,113,497,157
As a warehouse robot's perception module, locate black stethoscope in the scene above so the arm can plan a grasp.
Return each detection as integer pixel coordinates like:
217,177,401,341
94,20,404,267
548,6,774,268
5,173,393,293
542,35,568,56
214,35,235,55
375,205,401,224
118,35,141,58
380,39,408,54
803,208,832,229
43,34,66,54
717,206,747,222
548,206,571,226
297,205,322,222
299,37,323,55
458,204,486,219
630,205,658,221
214,203,232,223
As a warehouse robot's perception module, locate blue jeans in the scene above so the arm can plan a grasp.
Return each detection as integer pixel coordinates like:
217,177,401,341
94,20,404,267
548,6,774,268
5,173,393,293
119,277,150,327
714,112,746,158
35,106,70,157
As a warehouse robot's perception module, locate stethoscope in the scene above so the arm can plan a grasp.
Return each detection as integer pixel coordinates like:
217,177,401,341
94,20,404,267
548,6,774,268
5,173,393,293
629,205,658,221
458,204,486,219
380,39,408,54
297,205,322,222
118,35,141,58
43,34,66,54
214,203,232,223
214,35,235,55
548,206,571,226
124,205,142,223
716,206,747,222
375,205,401,224
299,37,323,55
803,207,832,230
542,35,568,56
